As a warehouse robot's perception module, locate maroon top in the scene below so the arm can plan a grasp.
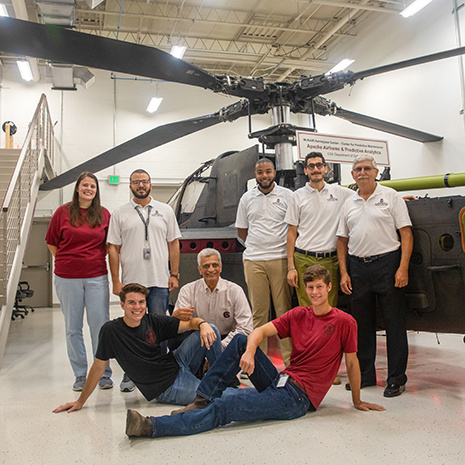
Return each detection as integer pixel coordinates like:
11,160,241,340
46,203,110,279
273,306,357,409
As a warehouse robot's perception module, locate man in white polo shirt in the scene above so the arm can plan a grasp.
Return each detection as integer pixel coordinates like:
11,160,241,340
337,155,413,398
108,169,182,392
235,158,293,365
172,248,253,350
285,152,352,308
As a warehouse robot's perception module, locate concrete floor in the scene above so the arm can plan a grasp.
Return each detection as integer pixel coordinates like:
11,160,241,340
1,305,464,465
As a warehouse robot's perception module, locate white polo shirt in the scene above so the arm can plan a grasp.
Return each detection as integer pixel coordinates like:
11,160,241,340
336,183,412,257
174,277,253,349
107,198,181,288
285,182,353,252
235,184,292,261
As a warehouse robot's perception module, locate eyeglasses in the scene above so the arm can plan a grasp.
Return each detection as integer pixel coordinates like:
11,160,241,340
131,179,151,186
306,163,325,170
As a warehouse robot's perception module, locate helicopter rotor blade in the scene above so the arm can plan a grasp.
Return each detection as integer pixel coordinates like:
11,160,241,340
330,105,443,143
40,114,222,191
0,17,221,91
348,46,465,83
40,100,254,191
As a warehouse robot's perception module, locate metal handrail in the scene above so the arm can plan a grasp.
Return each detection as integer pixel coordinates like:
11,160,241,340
0,94,55,307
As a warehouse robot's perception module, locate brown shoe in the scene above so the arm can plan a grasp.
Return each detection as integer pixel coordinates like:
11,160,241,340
171,394,209,415
125,409,152,438
333,376,342,385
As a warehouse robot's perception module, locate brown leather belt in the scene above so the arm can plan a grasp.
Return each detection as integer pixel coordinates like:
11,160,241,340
288,376,307,395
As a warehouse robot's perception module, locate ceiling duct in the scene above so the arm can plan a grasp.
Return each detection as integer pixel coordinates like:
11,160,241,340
46,64,95,90
35,0,75,26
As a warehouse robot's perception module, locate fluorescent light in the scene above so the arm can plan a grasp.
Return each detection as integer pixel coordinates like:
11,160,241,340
170,45,187,59
400,0,434,18
326,59,355,75
146,97,163,113
17,60,34,81
0,4,9,16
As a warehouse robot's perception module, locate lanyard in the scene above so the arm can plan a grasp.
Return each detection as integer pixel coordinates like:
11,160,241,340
135,205,152,241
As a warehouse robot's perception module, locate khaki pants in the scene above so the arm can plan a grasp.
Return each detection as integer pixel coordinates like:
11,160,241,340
293,252,340,307
243,258,292,366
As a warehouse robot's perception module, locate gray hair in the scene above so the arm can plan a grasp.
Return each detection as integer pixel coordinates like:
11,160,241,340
352,155,377,170
197,248,222,266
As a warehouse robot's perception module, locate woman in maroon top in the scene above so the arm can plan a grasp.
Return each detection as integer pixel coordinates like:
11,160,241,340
46,172,112,391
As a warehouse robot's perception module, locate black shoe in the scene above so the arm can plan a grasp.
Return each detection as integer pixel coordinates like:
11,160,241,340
383,383,406,398
345,380,377,391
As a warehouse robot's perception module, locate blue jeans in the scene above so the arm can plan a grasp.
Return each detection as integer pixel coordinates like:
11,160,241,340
146,287,169,316
55,274,112,379
155,324,222,406
151,334,312,437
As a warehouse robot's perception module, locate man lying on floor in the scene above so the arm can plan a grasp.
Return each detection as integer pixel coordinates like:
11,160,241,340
125,265,385,438
53,283,221,413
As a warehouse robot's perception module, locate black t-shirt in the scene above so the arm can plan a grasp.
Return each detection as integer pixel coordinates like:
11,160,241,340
96,314,180,401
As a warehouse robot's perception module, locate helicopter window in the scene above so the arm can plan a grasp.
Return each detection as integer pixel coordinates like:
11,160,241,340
179,181,206,214
439,233,454,252
246,178,256,191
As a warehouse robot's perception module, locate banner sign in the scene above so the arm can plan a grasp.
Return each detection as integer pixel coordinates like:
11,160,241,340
296,131,390,166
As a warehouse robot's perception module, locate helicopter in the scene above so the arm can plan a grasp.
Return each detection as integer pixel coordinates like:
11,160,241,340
1,16,465,335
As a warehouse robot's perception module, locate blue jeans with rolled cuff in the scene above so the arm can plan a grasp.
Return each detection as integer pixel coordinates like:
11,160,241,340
155,324,221,406
151,334,313,437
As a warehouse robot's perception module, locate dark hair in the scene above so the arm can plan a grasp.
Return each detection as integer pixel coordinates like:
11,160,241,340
303,264,331,286
69,172,102,228
255,158,275,169
305,152,326,166
119,283,150,302
130,169,151,182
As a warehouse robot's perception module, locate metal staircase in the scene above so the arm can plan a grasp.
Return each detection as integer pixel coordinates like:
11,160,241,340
0,94,56,368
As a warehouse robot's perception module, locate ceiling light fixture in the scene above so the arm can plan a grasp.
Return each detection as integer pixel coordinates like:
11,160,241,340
146,97,163,113
17,60,34,81
170,45,187,59
326,59,355,75
400,0,434,18
0,4,9,16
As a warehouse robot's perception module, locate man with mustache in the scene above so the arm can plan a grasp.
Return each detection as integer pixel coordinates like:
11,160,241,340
285,152,353,309
337,155,413,398
235,158,293,365
108,169,181,392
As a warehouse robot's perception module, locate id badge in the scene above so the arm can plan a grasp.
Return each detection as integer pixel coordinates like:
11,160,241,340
277,373,289,388
143,247,151,260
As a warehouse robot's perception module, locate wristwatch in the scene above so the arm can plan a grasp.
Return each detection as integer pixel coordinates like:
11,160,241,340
170,273,180,279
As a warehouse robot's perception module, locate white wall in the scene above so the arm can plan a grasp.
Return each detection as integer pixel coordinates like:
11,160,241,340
319,0,465,195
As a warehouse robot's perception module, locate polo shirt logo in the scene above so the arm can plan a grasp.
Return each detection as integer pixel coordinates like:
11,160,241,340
375,198,388,207
223,311,231,319
145,329,157,344
327,194,338,202
272,198,284,206
152,210,164,217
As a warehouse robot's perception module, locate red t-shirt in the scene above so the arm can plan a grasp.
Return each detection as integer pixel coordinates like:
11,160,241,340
273,306,357,409
46,204,110,279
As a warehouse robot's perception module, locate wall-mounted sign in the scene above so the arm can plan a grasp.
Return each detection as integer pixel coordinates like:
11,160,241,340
296,131,390,166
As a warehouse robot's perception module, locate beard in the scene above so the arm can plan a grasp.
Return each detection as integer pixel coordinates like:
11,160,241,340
257,176,275,190
130,186,151,199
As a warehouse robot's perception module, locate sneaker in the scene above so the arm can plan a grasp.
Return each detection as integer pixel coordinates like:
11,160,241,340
99,376,114,390
73,376,87,391
120,373,135,392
